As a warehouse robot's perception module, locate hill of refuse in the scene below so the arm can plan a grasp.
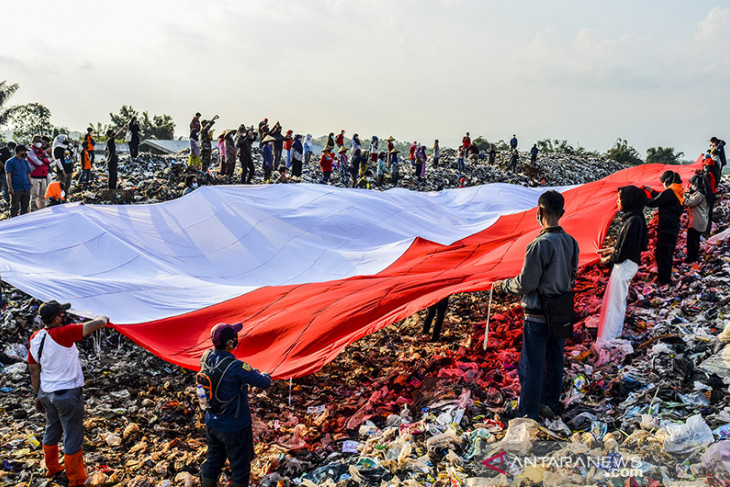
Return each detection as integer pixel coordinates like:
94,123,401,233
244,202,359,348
1,152,729,486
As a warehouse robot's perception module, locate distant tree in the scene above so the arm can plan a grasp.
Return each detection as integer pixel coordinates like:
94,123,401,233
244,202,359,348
107,105,175,140
536,138,599,157
0,80,20,128
606,138,642,165
9,103,53,142
143,112,175,139
109,105,139,129
645,146,684,165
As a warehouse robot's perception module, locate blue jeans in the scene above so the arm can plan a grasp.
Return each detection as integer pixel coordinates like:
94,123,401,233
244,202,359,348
202,425,254,485
457,158,464,172
517,318,564,420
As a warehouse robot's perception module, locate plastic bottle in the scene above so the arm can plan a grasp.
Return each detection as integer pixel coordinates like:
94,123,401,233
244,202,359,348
196,384,208,409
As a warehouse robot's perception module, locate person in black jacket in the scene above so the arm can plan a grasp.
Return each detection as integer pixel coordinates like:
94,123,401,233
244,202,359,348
235,125,257,184
596,186,648,342
645,171,684,285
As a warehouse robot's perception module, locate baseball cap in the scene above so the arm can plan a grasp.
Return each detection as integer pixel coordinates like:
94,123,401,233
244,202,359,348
39,300,71,324
211,322,243,347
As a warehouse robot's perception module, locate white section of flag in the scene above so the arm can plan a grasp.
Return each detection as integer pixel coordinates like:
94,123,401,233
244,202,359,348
0,183,570,323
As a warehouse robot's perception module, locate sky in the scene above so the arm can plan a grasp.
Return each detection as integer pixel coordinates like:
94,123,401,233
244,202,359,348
2,0,728,158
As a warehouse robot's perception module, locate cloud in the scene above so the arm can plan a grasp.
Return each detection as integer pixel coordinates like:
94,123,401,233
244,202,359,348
696,6,730,40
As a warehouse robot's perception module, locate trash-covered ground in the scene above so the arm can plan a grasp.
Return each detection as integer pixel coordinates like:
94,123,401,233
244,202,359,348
0,147,627,213
1,152,729,486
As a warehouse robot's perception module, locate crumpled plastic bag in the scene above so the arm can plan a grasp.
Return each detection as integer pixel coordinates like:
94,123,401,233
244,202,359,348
702,440,730,481
658,414,713,454
496,418,538,454
3,344,27,363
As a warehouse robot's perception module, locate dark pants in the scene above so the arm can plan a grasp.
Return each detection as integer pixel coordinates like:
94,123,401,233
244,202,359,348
201,148,211,172
423,297,449,340
705,202,714,236
531,155,537,163
129,140,139,158
89,150,95,165
322,170,331,183
655,229,679,284
79,169,91,185
202,425,254,486
415,163,423,180
108,159,118,189
0,173,8,201
686,227,701,263
38,387,84,455
291,158,303,178
518,318,564,420
263,164,272,181
274,147,282,166
241,157,256,184
10,189,30,217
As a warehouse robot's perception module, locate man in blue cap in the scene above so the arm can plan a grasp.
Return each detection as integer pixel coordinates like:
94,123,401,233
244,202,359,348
199,322,271,487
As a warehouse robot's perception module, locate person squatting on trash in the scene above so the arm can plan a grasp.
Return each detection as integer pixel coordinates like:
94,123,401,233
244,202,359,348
45,181,66,207
684,174,710,264
596,186,648,343
645,170,684,286
199,323,271,487
492,191,579,421
27,301,110,485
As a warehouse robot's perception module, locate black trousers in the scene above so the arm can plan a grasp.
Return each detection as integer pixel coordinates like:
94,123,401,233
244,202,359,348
423,297,449,340
129,140,139,158
240,157,256,184
291,158,303,178
202,425,253,485
686,227,701,263
655,229,679,284
108,159,118,189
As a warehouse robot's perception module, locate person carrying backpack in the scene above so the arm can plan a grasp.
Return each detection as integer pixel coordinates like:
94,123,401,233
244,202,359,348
198,323,271,487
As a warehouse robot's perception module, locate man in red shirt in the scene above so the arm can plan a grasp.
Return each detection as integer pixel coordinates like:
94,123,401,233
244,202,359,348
335,130,345,148
28,300,109,485
462,132,471,150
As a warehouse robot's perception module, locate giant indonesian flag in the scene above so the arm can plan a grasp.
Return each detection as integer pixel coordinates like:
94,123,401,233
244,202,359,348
0,161,702,378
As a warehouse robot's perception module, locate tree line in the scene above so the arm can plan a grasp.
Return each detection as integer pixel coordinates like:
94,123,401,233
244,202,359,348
0,81,174,143
0,80,685,165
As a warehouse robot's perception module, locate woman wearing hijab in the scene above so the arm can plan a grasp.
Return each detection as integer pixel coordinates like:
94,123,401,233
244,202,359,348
684,174,710,263
645,171,684,285
51,135,70,189
324,133,335,153
304,134,314,166
596,186,648,342
224,131,237,176
189,129,201,169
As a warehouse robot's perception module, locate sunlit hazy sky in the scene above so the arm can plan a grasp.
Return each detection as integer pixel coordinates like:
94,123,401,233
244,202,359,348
3,1,728,158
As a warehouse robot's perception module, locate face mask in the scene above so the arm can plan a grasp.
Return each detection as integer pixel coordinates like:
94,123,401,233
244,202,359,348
61,191,66,198
191,182,198,189
34,142,42,148
366,177,372,182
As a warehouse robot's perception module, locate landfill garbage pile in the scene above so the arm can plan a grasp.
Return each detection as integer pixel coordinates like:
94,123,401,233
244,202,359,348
1,176,729,486
0,149,626,219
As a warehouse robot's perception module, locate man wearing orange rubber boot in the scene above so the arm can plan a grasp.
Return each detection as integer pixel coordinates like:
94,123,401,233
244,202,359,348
28,300,109,485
